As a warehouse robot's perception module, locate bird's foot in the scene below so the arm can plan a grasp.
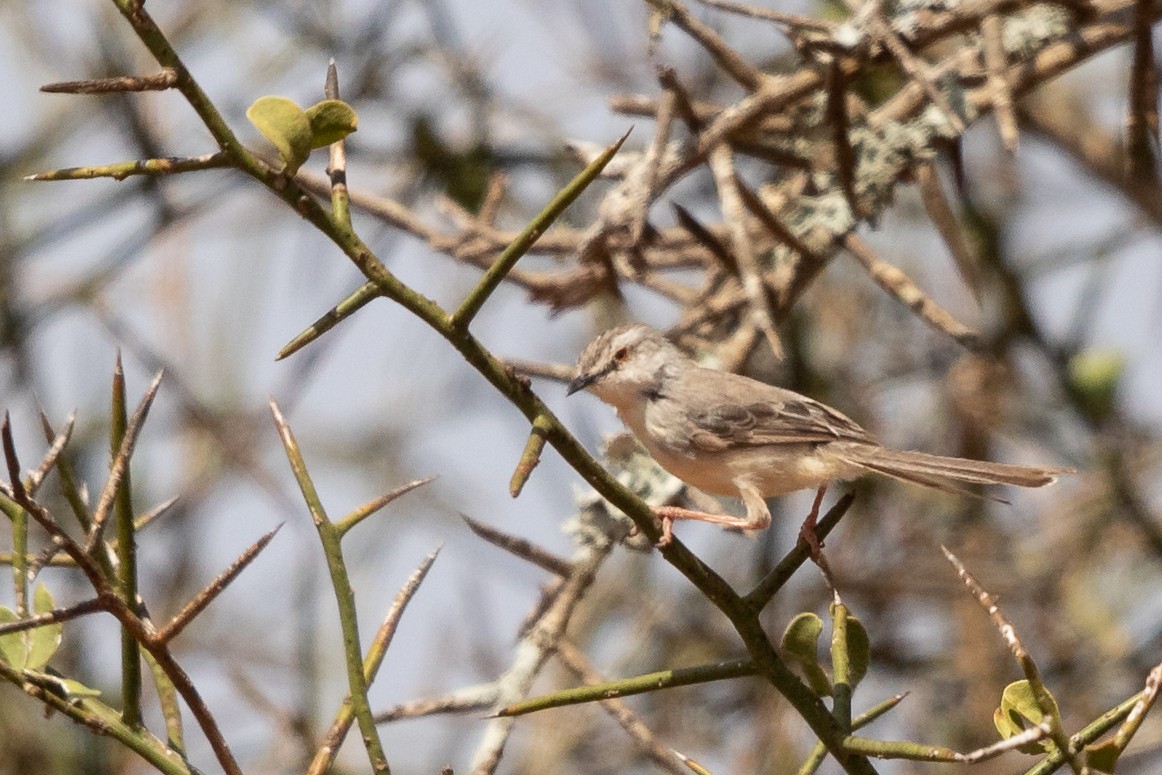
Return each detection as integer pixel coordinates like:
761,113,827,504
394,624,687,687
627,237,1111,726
798,486,837,584
797,486,828,562
658,516,674,548
653,507,681,548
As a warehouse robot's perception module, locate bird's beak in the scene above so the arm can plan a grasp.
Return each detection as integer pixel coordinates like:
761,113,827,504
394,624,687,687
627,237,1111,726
566,371,596,396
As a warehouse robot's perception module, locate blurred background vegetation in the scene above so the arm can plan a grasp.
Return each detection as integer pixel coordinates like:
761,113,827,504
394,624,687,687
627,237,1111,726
2,0,1162,772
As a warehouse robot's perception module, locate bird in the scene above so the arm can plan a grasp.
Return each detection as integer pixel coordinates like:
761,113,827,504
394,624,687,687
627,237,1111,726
566,323,1074,548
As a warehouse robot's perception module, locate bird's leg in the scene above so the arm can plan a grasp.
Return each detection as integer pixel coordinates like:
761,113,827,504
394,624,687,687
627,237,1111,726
653,505,736,547
798,486,828,561
653,482,771,547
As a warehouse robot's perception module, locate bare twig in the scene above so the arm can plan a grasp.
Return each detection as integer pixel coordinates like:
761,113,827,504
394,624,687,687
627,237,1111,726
914,160,981,301
501,358,576,384
1126,0,1159,179
469,528,615,774
109,353,143,727
708,146,784,358
969,721,1055,762
671,203,736,273
24,152,231,181
460,514,573,577
85,369,164,555
375,685,499,723
498,657,757,717
1020,103,1162,227
697,0,833,32
41,68,177,94
450,132,629,329
843,233,981,350
628,70,678,251
646,0,767,91
827,61,864,220
554,640,688,774
942,547,1084,773
25,412,75,496
37,411,94,532
868,3,967,134
981,14,1019,151
798,694,909,771
731,174,815,261
325,60,352,230
133,495,180,533
1111,661,1162,755
157,525,282,643
0,597,106,637
3,413,28,505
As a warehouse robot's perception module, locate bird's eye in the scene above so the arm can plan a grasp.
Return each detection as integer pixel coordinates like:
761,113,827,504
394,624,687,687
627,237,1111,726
613,346,629,363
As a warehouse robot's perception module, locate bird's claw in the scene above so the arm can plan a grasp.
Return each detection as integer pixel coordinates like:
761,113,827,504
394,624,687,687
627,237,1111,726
654,511,674,548
798,520,824,559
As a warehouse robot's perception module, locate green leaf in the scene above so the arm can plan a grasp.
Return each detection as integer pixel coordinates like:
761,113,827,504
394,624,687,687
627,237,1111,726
993,705,1020,739
26,584,62,671
845,615,870,688
1068,349,1124,421
781,612,832,696
0,586,64,671
782,612,822,661
0,606,27,669
1003,679,1060,724
246,96,313,174
1084,739,1120,773
994,680,1059,754
305,99,358,148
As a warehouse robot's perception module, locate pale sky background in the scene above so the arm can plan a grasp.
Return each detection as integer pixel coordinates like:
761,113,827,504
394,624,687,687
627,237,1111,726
3,1,1162,772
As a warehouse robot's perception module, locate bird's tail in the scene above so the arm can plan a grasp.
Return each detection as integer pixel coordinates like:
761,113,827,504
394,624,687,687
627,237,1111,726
832,444,1074,501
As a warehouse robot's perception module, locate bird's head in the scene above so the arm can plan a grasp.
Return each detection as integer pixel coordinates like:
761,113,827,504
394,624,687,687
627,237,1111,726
567,324,682,405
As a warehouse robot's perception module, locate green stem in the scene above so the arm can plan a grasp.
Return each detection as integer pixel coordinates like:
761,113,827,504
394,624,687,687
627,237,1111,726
0,660,191,775
111,355,142,728
271,403,390,774
308,548,439,775
324,61,352,230
277,281,378,360
143,650,186,754
839,735,960,761
830,602,852,734
109,0,250,161
509,414,552,497
0,552,73,568
798,694,907,775
334,476,435,538
744,494,854,611
8,499,28,616
448,130,629,329
498,658,757,716
1024,692,1141,775
1112,673,1155,752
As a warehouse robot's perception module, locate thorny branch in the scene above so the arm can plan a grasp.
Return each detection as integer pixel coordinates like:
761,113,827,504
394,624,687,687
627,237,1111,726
9,0,1162,771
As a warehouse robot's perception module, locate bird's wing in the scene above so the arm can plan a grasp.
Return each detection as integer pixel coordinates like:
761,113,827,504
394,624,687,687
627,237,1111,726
674,368,877,452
